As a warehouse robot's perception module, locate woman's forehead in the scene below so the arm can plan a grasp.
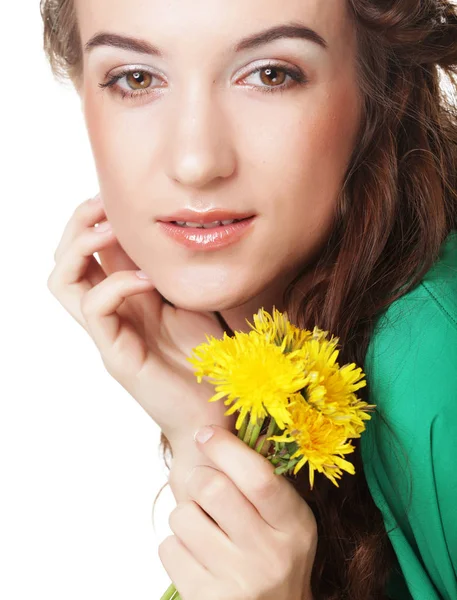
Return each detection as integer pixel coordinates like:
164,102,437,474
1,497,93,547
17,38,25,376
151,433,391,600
75,0,353,52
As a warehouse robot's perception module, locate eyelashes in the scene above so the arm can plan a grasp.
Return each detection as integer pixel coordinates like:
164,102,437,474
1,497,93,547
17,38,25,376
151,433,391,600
98,62,309,102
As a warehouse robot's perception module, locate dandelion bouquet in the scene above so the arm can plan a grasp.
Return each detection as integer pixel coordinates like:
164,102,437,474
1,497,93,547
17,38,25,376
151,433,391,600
160,307,374,600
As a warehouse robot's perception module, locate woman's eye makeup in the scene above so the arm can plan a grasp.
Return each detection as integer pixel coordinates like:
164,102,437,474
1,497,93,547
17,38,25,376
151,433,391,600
98,62,309,102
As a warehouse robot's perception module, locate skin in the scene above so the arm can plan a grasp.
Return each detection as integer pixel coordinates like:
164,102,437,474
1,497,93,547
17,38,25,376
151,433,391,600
75,0,362,335
68,2,363,596
160,425,318,599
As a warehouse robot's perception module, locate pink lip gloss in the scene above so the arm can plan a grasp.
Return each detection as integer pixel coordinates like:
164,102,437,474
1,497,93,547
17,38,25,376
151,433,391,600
157,217,256,251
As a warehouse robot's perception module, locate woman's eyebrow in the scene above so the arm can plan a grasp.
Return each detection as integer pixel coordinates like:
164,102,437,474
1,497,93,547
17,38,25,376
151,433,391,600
84,22,329,58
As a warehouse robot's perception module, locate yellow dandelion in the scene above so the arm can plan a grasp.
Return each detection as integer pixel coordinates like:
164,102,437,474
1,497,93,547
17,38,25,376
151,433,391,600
163,307,375,600
246,307,317,352
246,306,291,340
296,337,373,438
268,395,356,489
187,330,310,430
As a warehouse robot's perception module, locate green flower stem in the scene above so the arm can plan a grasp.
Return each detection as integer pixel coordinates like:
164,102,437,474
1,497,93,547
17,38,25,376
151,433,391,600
255,417,277,455
243,417,256,446
249,419,265,447
244,417,265,448
238,412,249,440
159,582,180,599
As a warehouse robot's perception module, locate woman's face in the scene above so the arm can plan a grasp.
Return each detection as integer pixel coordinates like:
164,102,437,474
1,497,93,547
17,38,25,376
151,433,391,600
75,0,362,314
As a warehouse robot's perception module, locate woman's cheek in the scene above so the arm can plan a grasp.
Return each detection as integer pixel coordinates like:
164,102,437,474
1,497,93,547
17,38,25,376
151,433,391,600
83,94,117,183
83,97,142,199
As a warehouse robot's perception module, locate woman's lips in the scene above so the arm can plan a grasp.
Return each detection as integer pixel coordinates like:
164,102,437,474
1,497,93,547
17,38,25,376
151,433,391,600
156,209,256,224
157,216,256,251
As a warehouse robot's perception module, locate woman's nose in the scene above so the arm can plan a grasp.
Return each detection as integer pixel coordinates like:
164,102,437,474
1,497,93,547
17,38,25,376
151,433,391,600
165,89,236,189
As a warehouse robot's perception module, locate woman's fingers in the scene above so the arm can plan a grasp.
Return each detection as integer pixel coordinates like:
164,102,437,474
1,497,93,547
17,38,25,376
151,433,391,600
158,535,210,599
54,194,141,282
48,217,119,331
184,466,271,551
95,239,162,334
193,426,317,536
80,270,158,376
167,500,235,575
48,193,169,379
52,195,114,293
49,195,163,335
49,223,159,377
53,196,106,264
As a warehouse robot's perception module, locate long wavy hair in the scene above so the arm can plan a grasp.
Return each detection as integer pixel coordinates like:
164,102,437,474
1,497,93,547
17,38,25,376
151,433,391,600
40,0,457,597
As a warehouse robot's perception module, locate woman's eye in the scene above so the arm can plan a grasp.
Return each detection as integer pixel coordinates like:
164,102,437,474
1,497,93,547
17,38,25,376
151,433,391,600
122,70,155,90
242,64,308,94
99,63,308,102
99,68,163,100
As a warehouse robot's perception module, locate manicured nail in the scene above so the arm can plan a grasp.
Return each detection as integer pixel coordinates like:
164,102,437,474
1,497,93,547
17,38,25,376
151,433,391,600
194,426,214,444
96,220,112,232
135,270,151,279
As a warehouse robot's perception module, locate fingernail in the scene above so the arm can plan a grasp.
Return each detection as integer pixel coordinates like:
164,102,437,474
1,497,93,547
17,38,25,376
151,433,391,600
135,270,151,280
194,426,214,444
90,194,102,203
96,220,112,232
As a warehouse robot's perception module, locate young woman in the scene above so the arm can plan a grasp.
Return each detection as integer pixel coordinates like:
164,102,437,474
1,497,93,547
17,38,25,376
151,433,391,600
43,0,457,598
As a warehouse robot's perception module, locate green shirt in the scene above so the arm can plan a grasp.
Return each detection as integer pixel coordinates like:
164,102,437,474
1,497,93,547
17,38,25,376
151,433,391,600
361,231,457,599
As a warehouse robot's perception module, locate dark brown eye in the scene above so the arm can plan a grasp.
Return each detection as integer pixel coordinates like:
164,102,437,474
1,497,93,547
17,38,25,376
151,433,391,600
259,67,287,88
125,71,153,90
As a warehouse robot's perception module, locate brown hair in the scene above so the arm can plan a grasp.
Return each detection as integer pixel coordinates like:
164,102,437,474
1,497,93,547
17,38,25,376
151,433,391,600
40,0,457,597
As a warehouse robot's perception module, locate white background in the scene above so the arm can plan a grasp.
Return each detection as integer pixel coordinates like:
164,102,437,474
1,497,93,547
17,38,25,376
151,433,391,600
0,2,174,598
1,2,456,600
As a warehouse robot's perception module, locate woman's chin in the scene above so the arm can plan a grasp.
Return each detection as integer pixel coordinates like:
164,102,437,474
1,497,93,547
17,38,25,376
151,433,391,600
157,283,252,313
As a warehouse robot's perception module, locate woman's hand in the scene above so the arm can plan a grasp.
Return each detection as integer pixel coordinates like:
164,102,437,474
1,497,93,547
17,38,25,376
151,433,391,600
47,194,237,444
159,425,317,600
